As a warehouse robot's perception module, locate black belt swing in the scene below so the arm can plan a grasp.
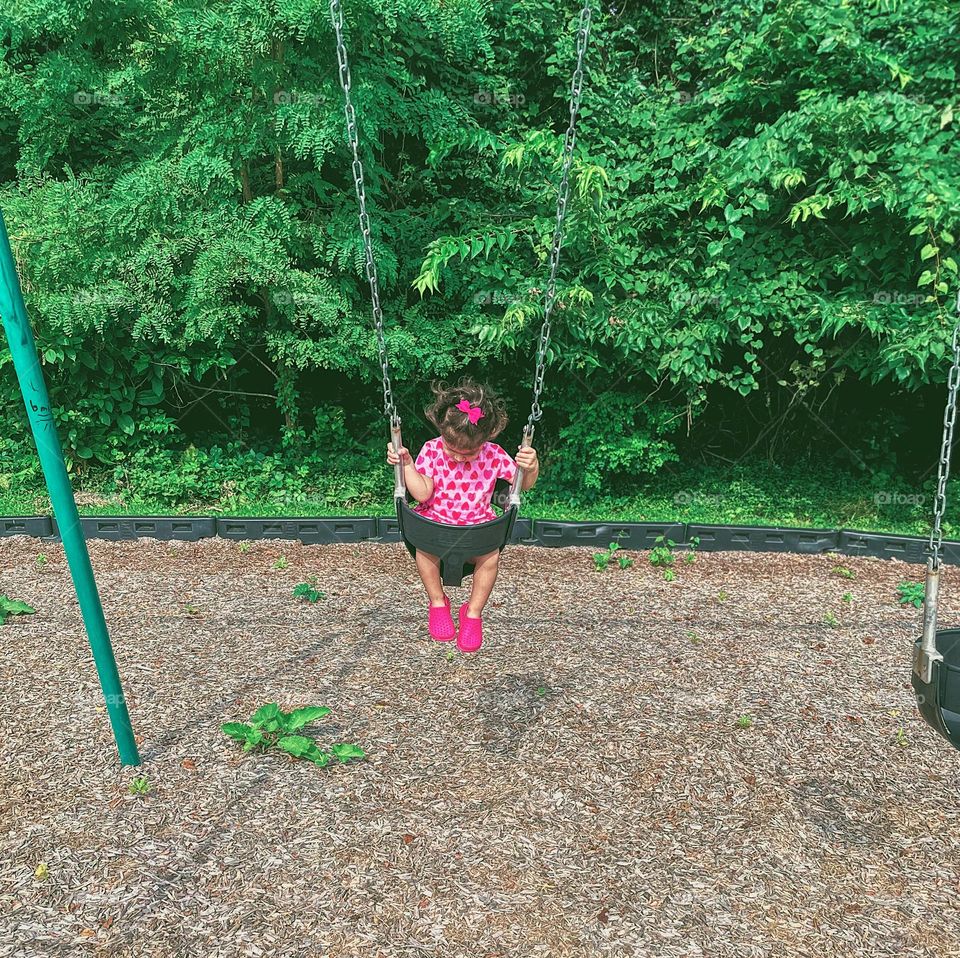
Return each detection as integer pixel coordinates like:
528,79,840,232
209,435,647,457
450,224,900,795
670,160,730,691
328,0,594,586
912,291,960,750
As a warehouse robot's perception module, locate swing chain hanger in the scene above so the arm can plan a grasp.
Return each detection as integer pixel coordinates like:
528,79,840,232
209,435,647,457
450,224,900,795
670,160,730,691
928,289,960,571
329,0,398,429
527,0,593,432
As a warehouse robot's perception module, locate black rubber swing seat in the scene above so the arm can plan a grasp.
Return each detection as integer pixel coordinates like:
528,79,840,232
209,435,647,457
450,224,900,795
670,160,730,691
395,479,518,587
912,628,960,749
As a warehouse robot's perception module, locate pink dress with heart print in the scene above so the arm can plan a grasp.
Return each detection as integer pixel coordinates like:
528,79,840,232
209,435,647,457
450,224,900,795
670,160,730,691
413,437,518,525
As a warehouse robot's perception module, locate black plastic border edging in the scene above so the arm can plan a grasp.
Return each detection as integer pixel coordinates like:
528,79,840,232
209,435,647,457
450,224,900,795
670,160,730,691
530,521,685,549
49,516,216,542
2,516,52,538
686,523,838,555
215,517,376,544
3,515,959,566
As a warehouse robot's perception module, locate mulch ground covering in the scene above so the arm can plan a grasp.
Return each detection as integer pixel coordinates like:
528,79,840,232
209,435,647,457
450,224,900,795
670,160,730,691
0,535,958,958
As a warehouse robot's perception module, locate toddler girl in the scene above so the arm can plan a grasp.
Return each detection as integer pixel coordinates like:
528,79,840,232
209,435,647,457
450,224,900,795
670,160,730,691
386,378,540,652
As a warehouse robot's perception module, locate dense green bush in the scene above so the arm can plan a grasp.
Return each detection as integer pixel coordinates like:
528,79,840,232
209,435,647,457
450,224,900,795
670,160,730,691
0,0,958,501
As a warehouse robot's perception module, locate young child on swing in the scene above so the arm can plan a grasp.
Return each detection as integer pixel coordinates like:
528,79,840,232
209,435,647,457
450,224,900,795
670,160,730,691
386,378,540,652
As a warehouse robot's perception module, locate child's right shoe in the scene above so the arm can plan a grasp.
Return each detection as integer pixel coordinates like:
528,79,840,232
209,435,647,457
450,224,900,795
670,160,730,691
428,595,456,641
457,602,483,653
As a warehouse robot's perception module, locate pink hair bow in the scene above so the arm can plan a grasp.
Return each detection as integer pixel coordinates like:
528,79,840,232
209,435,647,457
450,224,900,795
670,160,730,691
457,399,485,424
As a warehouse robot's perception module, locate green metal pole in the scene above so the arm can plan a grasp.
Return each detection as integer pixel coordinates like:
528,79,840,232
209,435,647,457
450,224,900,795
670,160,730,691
0,209,141,766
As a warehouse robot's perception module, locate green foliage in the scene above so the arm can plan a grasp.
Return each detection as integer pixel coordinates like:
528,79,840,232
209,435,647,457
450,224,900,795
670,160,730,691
554,394,681,498
293,578,325,603
128,776,150,796
0,595,36,624
222,703,364,768
647,534,691,581
897,580,925,608
592,540,632,571
0,0,958,495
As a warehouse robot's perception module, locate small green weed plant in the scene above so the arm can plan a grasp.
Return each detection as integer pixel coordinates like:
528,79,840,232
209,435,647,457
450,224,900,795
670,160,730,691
897,581,925,609
593,541,633,571
0,595,36,625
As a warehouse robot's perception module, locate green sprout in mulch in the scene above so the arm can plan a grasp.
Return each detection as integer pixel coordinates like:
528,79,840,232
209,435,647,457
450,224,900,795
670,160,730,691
647,535,698,580
293,578,326,603
0,595,36,625
222,703,365,768
272,556,289,570
648,536,675,570
129,776,151,796
593,541,634,571
897,581,925,609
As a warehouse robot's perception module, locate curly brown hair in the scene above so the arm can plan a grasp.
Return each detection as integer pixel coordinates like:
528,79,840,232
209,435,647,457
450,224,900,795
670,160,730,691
424,377,510,447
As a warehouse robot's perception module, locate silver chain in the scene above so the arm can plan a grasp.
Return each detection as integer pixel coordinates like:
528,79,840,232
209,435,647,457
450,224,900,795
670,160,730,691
527,0,593,429
329,0,593,430
328,0,398,426
928,290,960,569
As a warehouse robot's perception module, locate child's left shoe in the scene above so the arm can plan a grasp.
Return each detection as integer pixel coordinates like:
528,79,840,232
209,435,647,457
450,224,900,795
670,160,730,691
428,595,456,641
457,602,483,653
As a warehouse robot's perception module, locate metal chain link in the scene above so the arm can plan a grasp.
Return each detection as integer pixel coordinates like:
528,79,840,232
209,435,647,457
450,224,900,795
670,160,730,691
328,0,398,426
527,0,593,430
330,0,593,430
928,289,960,569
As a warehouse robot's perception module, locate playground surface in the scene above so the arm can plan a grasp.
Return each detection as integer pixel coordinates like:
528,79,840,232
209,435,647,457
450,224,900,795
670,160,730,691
0,535,958,958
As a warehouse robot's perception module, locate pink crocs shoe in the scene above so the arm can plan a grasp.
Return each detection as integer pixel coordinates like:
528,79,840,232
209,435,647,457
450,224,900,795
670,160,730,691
457,602,483,653
428,595,456,641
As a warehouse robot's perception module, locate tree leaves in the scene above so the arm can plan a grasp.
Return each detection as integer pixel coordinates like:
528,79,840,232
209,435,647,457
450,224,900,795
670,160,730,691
2,0,959,479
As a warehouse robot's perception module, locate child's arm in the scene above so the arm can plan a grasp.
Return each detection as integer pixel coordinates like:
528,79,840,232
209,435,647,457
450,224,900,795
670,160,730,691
386,442,434,503
495,443,539,492
516,446,540,491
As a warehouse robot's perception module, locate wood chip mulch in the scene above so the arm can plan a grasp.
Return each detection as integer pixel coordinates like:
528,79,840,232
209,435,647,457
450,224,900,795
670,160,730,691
1,535,959,958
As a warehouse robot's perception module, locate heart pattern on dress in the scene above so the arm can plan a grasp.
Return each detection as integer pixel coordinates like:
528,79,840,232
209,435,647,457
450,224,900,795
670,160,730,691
413,436,518,525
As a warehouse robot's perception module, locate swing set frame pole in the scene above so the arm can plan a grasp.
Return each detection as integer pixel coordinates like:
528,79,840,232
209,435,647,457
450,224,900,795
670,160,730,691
0,210,141,767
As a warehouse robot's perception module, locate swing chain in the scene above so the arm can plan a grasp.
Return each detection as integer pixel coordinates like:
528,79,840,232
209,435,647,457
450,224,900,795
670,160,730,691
527,0,593,431
329,0,398,428
928,290,960,570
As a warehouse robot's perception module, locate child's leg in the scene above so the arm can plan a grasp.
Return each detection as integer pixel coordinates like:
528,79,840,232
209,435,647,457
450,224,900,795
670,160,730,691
415,549,448,607
465,549,500,617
